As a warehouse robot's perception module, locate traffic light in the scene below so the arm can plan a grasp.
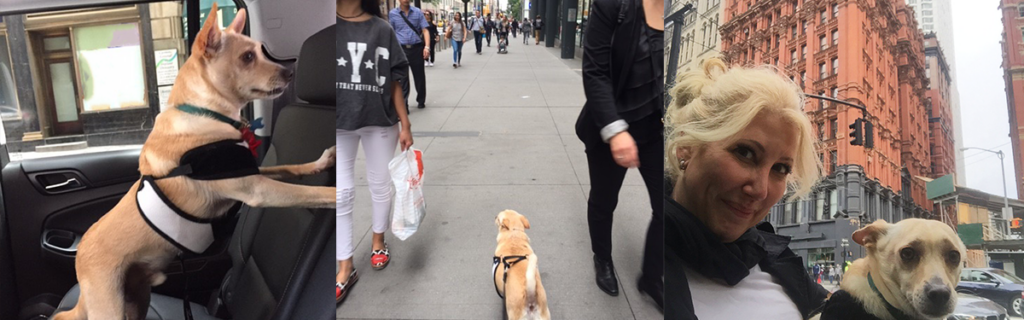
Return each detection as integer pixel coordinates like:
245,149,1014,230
864,120,874,149
1012,218,1022,229
849,118,863,146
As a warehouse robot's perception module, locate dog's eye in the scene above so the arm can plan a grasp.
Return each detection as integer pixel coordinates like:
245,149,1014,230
946,251,961,264
900,247,917,261
241,51,255,63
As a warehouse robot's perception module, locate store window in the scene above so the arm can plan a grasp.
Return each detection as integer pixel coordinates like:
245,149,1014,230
73,23,147,112
0,34,19,121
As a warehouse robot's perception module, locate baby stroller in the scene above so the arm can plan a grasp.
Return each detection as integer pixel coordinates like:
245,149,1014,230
497,32,509,54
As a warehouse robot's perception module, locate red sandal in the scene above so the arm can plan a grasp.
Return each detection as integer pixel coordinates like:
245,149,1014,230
336,268,358,304
371,243,390,270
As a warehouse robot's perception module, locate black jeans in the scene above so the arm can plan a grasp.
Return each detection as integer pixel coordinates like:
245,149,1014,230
429,39,437,63
474,31,483,53
486,29,492,45
400,43,426,107
584,118,664,282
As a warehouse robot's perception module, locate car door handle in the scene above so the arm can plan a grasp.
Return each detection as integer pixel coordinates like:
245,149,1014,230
45,178,80,190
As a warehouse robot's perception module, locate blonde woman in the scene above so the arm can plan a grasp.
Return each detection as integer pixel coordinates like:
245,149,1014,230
664,58,827,320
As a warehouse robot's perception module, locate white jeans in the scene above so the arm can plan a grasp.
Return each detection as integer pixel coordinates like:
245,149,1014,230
336,125,399,261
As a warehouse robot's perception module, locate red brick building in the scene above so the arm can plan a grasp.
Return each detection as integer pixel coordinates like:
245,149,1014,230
1000,0,1024,200
923,33,956,180
714,0,933,265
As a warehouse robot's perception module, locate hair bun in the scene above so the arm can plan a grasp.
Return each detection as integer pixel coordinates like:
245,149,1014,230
669,57,727,112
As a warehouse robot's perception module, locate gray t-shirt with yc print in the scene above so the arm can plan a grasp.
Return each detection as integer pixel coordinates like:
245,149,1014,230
338,16,409,130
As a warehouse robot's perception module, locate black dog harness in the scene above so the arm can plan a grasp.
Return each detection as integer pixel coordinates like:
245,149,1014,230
136,105,260,255
492,255,529,299
816,273,912,320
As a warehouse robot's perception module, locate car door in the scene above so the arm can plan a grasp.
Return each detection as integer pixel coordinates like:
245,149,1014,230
969,271,1005,303
0,1,247,319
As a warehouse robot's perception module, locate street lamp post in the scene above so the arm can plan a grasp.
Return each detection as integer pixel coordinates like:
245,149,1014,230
961,147,1011,220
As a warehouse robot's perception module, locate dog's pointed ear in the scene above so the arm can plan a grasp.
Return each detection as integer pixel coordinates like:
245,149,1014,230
495,213,509,230
192,2,222,57
519,214,530,230
226,8,247,34
852,220,890,248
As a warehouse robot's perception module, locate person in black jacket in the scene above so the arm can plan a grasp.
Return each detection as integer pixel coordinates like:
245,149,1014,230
576,0,664,310
425,10,439,67
663,58,827,319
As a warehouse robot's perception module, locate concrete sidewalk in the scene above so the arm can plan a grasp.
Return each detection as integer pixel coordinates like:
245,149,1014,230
338,39,662,320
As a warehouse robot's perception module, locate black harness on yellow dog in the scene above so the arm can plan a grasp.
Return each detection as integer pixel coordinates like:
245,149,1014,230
492,255,529,299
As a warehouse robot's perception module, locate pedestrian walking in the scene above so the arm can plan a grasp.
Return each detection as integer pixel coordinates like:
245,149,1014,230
511,18,519,38
337,0,415,304
484,15,495,46
577,0,666,311
425,11,439,67
496,17,509,52
446,12,467,68
664,57,830,319
470,11,485,54
521,18,532,44
533,15,543,45
388,0,430,109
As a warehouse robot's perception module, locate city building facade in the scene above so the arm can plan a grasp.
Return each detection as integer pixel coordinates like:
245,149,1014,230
924,33,956,180
1000,0,1024,200
905,0,964,187
666,0,727,74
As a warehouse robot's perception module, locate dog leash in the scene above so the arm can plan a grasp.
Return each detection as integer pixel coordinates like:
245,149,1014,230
492,255,528,299
179,254,195,320
867,272,912,320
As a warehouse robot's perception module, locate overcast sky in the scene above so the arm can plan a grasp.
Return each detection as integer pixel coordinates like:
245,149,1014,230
951,0,1019,198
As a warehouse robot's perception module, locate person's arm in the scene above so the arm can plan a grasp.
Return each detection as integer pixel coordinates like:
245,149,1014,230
462,24,468,42
419,11,430,58
391,83,413,150
582,0,637,167
388,27,413,150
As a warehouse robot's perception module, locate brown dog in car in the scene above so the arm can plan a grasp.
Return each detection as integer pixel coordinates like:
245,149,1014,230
52,4,334,319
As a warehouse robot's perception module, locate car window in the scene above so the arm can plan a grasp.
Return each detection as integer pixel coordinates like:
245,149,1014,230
970,270,992,282
989,269,1024,284
0,0,244,162
961,269,971,282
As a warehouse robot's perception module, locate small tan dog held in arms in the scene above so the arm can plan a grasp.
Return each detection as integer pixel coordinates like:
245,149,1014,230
494,210,551,320
52,4,335,320
812,219,966,320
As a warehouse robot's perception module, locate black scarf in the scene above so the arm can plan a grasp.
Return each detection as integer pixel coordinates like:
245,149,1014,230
665,196,768,285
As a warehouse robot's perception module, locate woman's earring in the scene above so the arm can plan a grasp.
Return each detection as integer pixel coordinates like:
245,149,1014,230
679,159,688,170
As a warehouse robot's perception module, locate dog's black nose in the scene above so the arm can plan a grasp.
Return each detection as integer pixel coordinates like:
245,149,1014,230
280,68,294,82
925,285,951,305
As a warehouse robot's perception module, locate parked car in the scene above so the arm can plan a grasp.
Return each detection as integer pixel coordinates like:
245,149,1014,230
958,268,1024,317
947,292,1009,320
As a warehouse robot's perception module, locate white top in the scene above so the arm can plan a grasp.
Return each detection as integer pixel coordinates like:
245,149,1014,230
685,264,803,320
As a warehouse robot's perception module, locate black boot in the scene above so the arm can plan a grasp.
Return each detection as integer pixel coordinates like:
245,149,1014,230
593,256,619,296
637,276,664,312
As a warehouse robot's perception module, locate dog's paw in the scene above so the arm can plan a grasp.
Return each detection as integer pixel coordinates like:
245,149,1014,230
309,146,336,174
150,272,167,286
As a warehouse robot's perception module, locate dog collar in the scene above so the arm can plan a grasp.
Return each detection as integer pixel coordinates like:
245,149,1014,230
136,176,217,254
868,272,913,320
176,104,262,156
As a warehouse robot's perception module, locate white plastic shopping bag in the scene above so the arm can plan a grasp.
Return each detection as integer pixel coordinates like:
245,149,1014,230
389,148,426,241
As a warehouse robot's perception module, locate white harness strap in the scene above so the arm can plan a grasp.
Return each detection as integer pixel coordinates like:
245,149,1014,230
137,178,214,254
